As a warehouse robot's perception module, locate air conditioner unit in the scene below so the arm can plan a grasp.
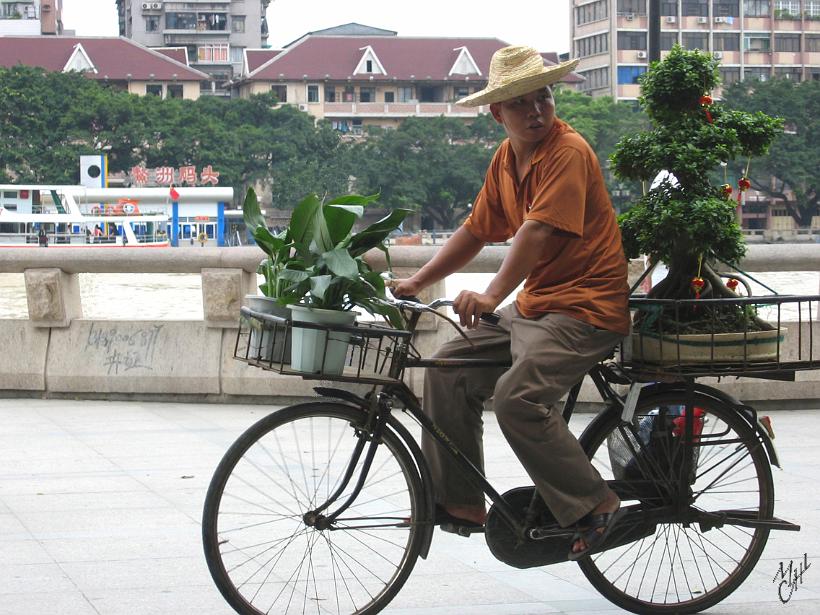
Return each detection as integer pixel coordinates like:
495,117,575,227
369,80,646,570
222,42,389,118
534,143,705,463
151,2,162,9
625,13,634,21
698,16,708,24
713,51,723,59
141,2,150,9
714,16,726,23
637,50,647,59
298,104,308,112
665,16,677,24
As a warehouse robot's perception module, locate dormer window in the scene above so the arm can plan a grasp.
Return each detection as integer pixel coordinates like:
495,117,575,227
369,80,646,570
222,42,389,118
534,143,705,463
353,46,386,76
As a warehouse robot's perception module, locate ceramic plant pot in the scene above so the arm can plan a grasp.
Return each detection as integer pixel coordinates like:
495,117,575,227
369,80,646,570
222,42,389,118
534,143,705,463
288,305,357,375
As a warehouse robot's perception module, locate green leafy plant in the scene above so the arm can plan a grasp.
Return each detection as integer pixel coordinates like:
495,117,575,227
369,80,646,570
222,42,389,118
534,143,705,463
612,45,783,333
243,187,409,328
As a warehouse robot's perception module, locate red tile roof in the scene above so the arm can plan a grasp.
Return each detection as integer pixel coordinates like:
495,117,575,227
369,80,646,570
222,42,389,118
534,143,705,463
155,47,189,66
247,36,580,85
0,36,209,81
245,49,282,74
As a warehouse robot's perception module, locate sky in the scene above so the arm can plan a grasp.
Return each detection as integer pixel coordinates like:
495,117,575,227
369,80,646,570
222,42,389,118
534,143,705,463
60,1,572,55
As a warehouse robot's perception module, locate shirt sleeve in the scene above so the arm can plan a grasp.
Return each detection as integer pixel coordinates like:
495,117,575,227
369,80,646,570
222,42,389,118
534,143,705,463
525,145,587,237
462,147,512,243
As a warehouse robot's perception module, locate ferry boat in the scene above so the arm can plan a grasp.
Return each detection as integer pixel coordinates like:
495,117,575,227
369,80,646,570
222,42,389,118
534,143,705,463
0,184,170,247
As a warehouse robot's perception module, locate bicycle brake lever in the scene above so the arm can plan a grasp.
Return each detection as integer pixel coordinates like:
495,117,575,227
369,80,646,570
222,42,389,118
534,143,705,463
480,312,501,325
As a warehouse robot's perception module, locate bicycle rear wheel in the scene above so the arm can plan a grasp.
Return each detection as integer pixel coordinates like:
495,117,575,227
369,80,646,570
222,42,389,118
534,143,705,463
578,390,774,614
203,402,425,615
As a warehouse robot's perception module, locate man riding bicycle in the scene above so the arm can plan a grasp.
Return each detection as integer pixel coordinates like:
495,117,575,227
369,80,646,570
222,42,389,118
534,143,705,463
392,45,631,559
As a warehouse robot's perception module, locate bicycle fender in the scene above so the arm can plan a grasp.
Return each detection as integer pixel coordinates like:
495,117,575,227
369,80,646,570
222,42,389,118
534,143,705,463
622,383,781,469
312,386,437,558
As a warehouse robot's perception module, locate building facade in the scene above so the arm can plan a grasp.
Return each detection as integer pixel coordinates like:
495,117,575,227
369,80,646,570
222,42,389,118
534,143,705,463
571,0,820,100
0,0,62,35
115,0,270,96
238,33,582,135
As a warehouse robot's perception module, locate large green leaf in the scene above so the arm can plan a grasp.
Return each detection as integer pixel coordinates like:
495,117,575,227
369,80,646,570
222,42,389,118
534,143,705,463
309,274,332,301
289,193,322,254
242,187,266,230
325,193,380,206
322,247,359,278
349,208,411,256
323,204,362,245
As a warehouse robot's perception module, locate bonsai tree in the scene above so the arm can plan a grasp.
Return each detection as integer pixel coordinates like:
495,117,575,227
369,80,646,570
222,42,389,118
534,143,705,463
243,187,409,329
613,45,783,333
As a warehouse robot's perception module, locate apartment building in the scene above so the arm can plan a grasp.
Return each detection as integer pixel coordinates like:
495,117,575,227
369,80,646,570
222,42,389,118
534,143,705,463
0,0,62,35
238,32,582,135
571,0,820,100
115,0,270,96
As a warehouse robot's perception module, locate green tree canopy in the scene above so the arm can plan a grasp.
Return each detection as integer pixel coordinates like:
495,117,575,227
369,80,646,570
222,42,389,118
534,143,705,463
721,78,819,228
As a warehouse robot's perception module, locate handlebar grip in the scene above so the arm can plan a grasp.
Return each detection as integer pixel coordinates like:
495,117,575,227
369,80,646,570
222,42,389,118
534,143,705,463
480,312,501,325
396,295,420,302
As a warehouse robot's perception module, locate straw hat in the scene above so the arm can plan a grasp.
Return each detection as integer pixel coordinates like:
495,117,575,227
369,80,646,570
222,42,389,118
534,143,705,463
456,46,580,107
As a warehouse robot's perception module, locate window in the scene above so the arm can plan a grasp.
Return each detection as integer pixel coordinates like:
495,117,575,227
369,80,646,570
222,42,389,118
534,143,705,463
351,119,363,135
744,0,770,16
576,0,608,24
307,84,319,103
618,31,647,50
197,13,228,31
145,16,159,32
682,0,708,16
384,91,395,103
343,86,355,102
167,84,184,99
811,69,820,81
660,1,678,16
146,84,163,97
576,33,609,57
359,87,376,102
744,35,771,50
682,32,708,50
774,0,801,18
617,65,647,84
578,66,610,91
719,67,741,84
366,60,373,72
617,0,646,15
807,35,820,51
714,1,740,17
744,66,771,80
325,87,336,102
775,66,802,80
232,16,245,33
714,33,740,50
197,44,229,63
806,1,820,18
397,87,414,102
661,32,678,50
270,85,287,103
230,46,244,63
166,12,197,30
776,34,801,51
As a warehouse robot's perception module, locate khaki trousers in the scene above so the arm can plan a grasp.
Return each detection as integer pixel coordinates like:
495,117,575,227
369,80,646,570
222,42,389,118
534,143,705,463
421,304,624,527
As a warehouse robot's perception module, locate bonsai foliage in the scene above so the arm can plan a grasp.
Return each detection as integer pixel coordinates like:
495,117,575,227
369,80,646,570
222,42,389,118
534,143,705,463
612,46,782,333
243,188,409,328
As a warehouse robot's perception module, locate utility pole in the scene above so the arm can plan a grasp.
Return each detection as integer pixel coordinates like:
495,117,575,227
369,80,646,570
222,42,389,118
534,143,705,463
648,0,661,63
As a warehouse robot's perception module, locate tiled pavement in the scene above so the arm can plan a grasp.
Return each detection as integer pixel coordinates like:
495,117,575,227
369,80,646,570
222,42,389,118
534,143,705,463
1,398,819,614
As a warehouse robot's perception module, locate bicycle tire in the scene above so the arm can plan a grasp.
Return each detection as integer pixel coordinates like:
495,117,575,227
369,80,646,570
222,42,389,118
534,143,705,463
577,390,774,614
203,402,425,615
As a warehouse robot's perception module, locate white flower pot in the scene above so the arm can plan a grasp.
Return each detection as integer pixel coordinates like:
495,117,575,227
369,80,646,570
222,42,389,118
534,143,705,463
630,327,787,364
245,295,290,363
288,305,357,375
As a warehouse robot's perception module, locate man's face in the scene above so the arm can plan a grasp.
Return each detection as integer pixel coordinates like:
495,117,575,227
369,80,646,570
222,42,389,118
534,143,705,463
490,87,555,145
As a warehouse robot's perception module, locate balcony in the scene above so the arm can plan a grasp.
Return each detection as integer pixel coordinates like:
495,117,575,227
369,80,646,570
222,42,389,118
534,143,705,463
321,101,488,118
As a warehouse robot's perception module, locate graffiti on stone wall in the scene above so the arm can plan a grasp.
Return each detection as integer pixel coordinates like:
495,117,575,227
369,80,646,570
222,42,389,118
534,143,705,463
85,323,163,375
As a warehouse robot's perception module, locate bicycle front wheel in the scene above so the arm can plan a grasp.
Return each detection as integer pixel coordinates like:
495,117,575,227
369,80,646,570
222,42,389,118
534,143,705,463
578,390,774,614
203,402,425,615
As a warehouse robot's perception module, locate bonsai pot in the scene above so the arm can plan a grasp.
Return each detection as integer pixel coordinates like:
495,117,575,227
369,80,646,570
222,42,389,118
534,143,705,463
630,327,787,365
288,305,357,375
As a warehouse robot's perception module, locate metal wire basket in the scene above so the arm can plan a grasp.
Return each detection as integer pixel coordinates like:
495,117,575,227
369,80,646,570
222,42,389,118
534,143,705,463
622,294,819,379
234,306,413,385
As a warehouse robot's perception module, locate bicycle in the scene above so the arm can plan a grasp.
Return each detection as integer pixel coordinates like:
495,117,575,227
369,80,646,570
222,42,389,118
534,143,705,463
203,291,818,615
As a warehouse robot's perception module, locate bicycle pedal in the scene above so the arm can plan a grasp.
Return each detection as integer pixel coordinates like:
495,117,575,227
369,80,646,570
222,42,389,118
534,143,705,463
440,522,485,537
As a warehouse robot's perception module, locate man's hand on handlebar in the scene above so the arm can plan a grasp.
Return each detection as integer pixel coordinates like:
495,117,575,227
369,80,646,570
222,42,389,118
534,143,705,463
389,278,423,299
453,290,500,329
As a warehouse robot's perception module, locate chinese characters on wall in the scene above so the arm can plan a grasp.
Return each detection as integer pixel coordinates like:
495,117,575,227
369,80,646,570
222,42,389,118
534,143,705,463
129,165,220,186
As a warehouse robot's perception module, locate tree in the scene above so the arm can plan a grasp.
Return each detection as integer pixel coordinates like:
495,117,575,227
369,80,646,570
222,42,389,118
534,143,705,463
612,46,781,333
722,78,819,228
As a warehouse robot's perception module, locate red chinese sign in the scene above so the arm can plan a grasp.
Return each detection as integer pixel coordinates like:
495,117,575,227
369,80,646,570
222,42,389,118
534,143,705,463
129,165,220,186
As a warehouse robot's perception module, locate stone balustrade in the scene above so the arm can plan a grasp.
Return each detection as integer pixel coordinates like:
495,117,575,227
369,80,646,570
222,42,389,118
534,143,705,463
0,244,818,407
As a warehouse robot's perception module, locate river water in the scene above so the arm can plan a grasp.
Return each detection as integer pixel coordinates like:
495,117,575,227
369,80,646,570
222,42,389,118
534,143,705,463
0,270,817,321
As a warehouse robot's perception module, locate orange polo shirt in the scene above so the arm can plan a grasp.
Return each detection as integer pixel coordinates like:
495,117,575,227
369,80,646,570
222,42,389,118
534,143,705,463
463,119,630,335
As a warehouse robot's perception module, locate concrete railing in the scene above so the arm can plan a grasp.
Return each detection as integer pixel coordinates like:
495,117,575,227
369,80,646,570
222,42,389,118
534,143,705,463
0,244,818,407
